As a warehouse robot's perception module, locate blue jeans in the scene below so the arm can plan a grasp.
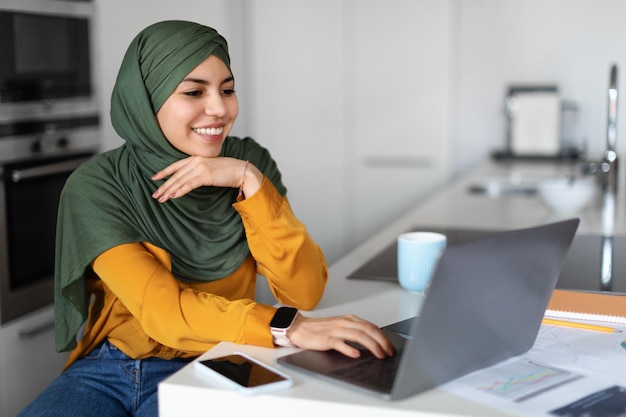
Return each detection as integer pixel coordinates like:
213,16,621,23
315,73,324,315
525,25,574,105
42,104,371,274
18,341,194,417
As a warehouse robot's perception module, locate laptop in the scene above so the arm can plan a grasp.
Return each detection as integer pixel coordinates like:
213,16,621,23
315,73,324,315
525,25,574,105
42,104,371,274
278,218,579,400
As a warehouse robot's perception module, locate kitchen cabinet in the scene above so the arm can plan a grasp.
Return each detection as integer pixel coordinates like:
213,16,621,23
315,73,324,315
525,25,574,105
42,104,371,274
243,0,453,261
350,0,452,246
0,305,68,417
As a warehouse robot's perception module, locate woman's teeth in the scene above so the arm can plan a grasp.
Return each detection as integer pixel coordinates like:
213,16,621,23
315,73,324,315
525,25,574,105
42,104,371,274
193,127,223,135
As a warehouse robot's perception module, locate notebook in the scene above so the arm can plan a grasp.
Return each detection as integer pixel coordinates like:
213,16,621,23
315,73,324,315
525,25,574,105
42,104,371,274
278,218,580,400
545,289,626,324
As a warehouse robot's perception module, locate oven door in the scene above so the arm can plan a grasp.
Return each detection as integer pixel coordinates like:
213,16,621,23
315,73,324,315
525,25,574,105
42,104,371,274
0,152,94,324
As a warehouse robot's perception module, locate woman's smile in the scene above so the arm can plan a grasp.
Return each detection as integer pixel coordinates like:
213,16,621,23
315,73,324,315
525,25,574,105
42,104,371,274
192,126,224,136
192,126,225,143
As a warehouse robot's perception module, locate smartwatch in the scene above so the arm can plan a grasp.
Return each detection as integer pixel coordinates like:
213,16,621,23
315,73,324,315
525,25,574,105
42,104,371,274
270,306,299,347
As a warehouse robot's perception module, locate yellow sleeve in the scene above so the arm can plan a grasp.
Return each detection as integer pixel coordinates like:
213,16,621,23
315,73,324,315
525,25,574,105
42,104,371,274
92,242,277,351
234,178,328,310
90,178,327,353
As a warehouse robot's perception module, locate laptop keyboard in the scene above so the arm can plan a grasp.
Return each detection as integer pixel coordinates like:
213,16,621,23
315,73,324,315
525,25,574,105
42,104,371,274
330,350,404,390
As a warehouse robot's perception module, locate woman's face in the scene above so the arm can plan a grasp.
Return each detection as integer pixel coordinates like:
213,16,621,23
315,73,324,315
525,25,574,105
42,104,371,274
156,55,238,157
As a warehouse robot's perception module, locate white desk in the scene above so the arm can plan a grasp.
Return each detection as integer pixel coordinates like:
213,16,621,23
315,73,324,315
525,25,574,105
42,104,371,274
159,160,626,416
158,275,509,417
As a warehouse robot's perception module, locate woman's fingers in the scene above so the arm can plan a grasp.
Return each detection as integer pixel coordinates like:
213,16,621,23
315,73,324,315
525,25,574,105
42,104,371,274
151,156,238,202
288,314,396,359
151,157,262,203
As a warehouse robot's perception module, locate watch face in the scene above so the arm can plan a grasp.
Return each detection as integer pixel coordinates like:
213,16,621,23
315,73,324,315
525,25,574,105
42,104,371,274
270,307,298,329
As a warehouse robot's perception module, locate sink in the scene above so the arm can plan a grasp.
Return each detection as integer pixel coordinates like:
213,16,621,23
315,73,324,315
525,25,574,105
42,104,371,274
467,179,538,197
347,226,626,293
466,169,581,198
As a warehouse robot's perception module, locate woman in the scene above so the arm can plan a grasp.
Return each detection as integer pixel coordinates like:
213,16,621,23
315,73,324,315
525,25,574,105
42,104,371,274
19,20,393,416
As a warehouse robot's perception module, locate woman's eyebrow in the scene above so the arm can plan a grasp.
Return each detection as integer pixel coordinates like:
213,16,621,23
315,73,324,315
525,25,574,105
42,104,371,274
180,76,235,85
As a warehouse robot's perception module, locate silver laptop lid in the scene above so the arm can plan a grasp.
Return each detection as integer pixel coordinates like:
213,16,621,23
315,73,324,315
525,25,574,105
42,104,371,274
391,218,579,399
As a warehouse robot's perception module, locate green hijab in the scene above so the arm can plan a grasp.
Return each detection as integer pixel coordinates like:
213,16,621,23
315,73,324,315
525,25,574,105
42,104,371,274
54,21,285,352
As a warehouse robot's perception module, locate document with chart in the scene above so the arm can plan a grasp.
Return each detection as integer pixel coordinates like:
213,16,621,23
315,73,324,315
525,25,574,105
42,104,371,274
442,322,626,417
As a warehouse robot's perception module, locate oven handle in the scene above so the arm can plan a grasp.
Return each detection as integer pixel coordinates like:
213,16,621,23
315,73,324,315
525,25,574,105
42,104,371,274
11,156,92,183
18,319,55,339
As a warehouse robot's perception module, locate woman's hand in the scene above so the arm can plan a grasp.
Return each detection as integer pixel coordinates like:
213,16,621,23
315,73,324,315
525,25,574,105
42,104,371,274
151,156,263,202
287,314,396,359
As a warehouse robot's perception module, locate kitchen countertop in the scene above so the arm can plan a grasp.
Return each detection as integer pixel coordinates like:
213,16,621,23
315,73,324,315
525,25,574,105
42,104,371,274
399,157,626,237
342,157,626,292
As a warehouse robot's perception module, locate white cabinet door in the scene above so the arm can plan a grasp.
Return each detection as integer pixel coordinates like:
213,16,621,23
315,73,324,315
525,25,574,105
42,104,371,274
0,306,69,417
244,0,348,262
245,0,453,259
350,0,452,244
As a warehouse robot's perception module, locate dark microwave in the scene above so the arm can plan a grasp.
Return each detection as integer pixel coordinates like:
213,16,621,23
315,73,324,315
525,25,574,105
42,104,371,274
0,10,92,103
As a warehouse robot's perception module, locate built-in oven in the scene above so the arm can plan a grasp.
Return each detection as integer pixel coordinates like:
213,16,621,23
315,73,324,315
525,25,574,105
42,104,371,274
0,1,98,324
0,116,100,324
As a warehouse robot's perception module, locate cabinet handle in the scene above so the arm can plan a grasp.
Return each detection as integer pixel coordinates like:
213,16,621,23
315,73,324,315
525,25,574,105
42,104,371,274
363,156,431,168
18,320,55,339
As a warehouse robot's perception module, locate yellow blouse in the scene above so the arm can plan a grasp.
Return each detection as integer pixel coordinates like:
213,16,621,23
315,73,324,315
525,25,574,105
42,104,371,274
63,179,327,369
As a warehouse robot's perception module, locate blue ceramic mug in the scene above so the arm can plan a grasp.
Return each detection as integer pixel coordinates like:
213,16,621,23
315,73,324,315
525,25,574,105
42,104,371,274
397,232,447,293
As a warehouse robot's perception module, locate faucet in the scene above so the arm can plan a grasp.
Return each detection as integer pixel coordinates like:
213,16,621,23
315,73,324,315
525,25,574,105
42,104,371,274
579,64,619,291
582,64,619,190
601,64,618,291
603,63,619,192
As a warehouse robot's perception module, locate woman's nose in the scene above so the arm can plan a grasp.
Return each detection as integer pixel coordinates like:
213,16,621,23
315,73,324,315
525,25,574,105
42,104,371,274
204,94,227,117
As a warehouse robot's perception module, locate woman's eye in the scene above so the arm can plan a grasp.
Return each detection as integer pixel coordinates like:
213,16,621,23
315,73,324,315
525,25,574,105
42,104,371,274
221,88,236,96
184,90,203,97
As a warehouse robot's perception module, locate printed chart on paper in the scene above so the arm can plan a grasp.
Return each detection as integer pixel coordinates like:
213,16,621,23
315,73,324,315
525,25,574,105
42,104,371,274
460,360,579,402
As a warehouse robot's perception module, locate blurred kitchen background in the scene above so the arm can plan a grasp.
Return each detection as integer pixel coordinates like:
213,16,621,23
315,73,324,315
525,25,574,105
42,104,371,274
1,0,625,415
98,0,625,264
